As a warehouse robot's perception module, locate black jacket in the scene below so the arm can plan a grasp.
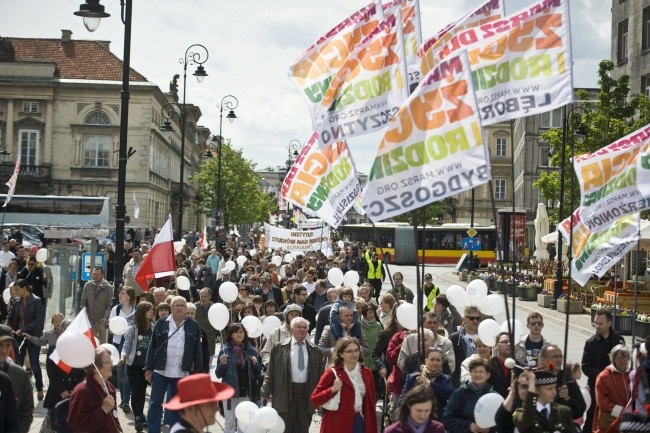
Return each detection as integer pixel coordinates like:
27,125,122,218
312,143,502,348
449,328,470,386
7,294,45,337
145,317,203,374
488,356,512,398
43,347,86,409
581,328,625,387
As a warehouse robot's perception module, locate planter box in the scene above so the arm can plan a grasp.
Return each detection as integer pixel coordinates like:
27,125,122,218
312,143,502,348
557,299,582,314
613,315,632,335
496,281,506,293
517,286,538,301
635,320,650,337
537,293,553,308
506,282,516,297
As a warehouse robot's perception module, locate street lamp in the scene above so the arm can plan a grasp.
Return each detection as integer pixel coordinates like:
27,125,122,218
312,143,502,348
551,105,587,315
176,44,209,240
74,0,133,294
215,95,238,228
282,139,302,228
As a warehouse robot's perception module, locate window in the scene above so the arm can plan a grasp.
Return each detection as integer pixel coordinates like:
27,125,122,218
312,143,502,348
21,101,39,114
641,6,650,50
618,19,628,64
539,147,551,167
84,110,111,125
496,138,507,157
540,109,562,128
83,135,111,167
19,130,39,165
643,75,650,98
494,179,506,200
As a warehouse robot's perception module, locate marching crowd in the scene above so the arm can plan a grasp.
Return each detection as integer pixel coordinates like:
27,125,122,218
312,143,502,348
0,232,647,433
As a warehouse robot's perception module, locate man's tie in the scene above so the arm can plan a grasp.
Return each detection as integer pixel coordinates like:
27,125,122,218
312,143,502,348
297,341,305,371
539,408,549,421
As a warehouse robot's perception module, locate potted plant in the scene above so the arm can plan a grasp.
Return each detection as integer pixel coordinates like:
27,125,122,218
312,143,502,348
590,302,609,322
496,275,506,294
636,313,650,337
505,276,516,297
557,293,582,314
518,281,541,301
612,307,633,335
537,289,554,308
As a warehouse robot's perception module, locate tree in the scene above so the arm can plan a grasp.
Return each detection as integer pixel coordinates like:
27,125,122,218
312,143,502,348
533,60,650,222
191,144,276,227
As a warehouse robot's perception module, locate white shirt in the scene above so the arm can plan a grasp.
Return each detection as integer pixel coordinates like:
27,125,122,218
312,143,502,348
155,317,187,378
290,337,308,383
535,401,551,418
0,251,15,268
108,303,135,345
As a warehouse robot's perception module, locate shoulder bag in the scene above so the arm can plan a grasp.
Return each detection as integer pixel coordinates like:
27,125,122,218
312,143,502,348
321,368,341,411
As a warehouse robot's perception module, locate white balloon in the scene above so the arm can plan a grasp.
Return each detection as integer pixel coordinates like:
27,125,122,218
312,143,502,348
249,325,264,339
219,282,239,303
337,240,344,249
249,249,257,256
479,294,504,317
268,416,285,433
36,248,48,263
439,285,448,295
173,241,184,253
225,260,236,271
446,285,468,310
235,400,259,424
501,319,525,342
474,393,504,428
109,316,128,336
271,256,282,266
57,332,95,368
396,303,418,330
2,289,9,304
466,279,488,304
255,406,279,429
327,268,344,286
284,253,294,263
208,303,229,331
580,386,592,411
279,265,286,278
262,315,282,337
477,319,501,347
343,271,359,287
99,343,120,365
176,276,191,291
242,316,263,334
236,255,248,268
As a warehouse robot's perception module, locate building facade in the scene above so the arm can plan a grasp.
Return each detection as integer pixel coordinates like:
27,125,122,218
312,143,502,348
0,31,209,234
611,0,650,96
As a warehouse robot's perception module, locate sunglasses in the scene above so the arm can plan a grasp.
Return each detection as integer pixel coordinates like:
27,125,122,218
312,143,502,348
529,321,544,326
466,316,482,321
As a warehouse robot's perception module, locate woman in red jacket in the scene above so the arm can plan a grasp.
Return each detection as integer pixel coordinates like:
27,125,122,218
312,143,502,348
593,344,631,433
311,337,378,433
68,346,122,433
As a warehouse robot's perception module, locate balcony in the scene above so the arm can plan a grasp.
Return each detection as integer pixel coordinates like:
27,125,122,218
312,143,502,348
0,163,51,180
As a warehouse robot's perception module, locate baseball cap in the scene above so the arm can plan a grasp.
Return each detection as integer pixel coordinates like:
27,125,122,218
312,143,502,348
424,273,432,279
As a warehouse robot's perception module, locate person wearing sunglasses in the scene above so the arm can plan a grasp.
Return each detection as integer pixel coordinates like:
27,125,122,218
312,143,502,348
450,306,484,386
514,313,548,368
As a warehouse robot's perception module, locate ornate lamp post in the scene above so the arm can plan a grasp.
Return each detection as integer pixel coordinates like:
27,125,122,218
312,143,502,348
176,44,209,239
215,95,238,228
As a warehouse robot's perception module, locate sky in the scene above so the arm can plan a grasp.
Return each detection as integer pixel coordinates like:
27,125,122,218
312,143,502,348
2,0,611,177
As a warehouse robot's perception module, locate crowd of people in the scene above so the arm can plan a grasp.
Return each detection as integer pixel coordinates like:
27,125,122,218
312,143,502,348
0,230,646,433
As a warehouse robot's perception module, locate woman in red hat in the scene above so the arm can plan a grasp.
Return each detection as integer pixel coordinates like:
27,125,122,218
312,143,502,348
163,373,234,433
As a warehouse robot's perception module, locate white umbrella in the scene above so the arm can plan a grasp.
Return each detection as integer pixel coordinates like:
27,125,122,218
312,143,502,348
533,203,549,260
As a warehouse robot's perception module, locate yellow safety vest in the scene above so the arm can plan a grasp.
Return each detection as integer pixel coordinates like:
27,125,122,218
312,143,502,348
367,260,383,279
424,285,439,311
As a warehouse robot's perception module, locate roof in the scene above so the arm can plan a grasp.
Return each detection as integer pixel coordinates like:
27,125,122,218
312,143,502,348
2,37,148,82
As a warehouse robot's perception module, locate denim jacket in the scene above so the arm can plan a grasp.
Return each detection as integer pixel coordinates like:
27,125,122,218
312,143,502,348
145,316,203,373
215,341,263,409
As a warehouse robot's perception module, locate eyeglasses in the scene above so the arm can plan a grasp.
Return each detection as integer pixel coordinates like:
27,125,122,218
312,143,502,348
466,316,482,321
529,321,544,326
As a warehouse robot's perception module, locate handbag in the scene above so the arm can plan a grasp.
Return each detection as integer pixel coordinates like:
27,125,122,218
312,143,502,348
321,368,341,411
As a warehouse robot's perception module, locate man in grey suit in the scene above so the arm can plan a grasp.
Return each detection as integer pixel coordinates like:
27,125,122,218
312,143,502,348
318,306,369,362
261,317,323,433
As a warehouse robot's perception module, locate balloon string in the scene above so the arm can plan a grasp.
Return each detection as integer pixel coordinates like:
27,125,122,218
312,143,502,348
92,363,110,395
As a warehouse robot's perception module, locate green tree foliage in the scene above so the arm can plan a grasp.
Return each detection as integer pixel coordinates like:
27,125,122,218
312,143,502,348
191,144,276,227
533,60,650,222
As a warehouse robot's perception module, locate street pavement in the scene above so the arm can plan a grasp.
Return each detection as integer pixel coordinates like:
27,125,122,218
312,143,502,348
27,264,602,432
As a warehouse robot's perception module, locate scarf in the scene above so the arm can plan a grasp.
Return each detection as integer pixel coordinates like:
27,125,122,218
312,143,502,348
344,362,363,413
361,317,376,326
406,415,429,433
422,364,442,380
232,344,246,366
